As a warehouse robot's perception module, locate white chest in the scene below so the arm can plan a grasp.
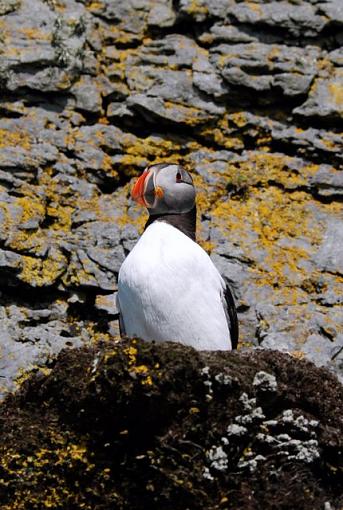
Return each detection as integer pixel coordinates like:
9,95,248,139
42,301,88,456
118,222,231,350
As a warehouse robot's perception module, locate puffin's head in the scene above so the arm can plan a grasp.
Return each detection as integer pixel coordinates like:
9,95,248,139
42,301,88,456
131,163,195,215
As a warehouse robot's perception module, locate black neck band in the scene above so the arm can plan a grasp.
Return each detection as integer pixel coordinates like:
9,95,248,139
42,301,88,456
144,205,197,241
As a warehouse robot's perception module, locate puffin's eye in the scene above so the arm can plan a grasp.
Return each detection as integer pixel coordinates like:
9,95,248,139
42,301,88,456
176,171,182,182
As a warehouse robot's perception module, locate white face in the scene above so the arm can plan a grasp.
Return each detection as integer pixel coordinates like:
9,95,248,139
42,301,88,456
132,163,196,215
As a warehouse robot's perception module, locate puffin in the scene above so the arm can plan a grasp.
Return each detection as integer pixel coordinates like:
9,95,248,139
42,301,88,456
117,163,238,350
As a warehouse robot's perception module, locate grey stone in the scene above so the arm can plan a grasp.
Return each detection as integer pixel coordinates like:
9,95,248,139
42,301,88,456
107,102,134,119
71,75,102,113
124,36,225,124
258,334,297,353
328,48,343,67
318,0,343,25
210,253,247,297
120,224,140,252
224,1,327,37
315,220,343,275
0,299,85,397
94,292,118,315
294,71,343,119
0,0,342,395
310,165,343,197
0,249,22,272
319,289,343,307
200,23,258,45
179,0,231,21
0,0,20,15
147,2,176,27
302,334,336,367
211,43,320,97
328,340,343,383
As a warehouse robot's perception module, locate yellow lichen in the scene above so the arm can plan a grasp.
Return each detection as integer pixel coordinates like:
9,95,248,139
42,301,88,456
124,343,153,386
0,128,32,150
229,112,248,128
183,0,209,16
15,196,45,224
212,186,318,290
189,407,200,414
328,81,343,107
19,253,67,287
15,366,52,388
18,27,51,41
267,46,280,69
199,147,335,306
163,101,208,126
88,1,103,9
291,350,306,360
0,439,97,510
199,117,245,150
246,2,263,15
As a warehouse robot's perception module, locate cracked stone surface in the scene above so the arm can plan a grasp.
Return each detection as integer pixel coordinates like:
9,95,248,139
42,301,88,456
0,0,342,396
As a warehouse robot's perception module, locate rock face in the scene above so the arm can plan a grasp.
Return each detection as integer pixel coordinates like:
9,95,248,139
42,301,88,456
0,0,342,394
0,339,342,509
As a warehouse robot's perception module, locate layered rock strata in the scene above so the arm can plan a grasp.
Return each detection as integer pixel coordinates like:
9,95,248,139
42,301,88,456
0,0,342,394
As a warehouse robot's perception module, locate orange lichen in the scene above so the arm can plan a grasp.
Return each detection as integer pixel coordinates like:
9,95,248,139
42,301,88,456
316,58,333,74
206,149,329,300
0,195,46,254
290,351,306,360
15,366,53,389
266,47,281,73
226,153,319,190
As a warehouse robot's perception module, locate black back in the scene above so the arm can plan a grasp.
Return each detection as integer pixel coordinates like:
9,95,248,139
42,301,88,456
223,278,239,349
118,309,126,337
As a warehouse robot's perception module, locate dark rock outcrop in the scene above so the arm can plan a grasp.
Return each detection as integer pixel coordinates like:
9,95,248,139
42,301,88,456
0,0,342,395
0,339,342,509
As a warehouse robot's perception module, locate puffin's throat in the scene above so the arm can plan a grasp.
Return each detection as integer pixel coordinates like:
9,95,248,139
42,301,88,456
144,205,197,242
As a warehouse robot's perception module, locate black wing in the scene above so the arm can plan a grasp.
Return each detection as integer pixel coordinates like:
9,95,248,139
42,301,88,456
222,278,239,349
118,312,126,337
116,294,126,337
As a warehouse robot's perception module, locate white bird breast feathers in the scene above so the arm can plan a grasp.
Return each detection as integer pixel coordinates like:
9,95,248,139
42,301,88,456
118,222,231,350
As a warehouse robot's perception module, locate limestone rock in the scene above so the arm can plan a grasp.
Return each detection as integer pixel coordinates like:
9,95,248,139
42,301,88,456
0,0,342,395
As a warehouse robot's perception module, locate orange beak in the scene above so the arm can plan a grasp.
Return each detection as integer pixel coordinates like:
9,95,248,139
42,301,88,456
131,169,150,206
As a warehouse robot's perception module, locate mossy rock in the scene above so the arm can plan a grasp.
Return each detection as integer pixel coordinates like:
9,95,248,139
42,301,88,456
0,339,342,509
